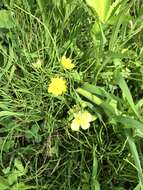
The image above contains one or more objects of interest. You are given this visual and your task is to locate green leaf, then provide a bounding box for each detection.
[92,180,100,190]
[82,83,119,104]
[109,6,129,50]
[113,115,143,130]
[81,83,106,99]
[3,167,11,174]
[105,0,123,22]
[0,139,15,152]
[82,184,90,190]
[25,124,41,143]
[8,172,18,186]
[76,88,103,105]
[82,172,90,184]
[14,159,25,173]
[0,176,9,190]
[125,131,143,187]
[134,183,141,190]
[114,70,141,121]
[134,128,143,138]
[0,10,14,29]
[92,145,100,190]
[136,99,143,111]
[11,182,28,190]
[0,111,23,117]
[86,0,111,22]
[92,145,98,177]
[77,86,119,118]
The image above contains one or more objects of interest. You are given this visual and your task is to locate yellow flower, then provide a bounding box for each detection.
[71,111,93,131]
[32,59,42,69]
[48,77,67,96]
[60,55,75,70]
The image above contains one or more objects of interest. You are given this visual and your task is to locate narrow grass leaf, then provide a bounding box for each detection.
[134,183,141,190]
[125,130,143,188]
[0,47,14,80]
[109,6,128,50]
[136,99,143,111]
[0,111,23,117]
[92,145,100,190]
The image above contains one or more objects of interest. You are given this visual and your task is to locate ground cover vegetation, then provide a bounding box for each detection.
[0,0,143,189]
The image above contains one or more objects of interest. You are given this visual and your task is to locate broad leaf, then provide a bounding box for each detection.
[113,115,143,130]
[86,0,111,22]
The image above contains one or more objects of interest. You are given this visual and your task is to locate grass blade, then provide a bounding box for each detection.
[125,130,143,190]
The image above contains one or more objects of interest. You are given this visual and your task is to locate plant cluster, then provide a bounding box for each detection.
[0,0,143,189]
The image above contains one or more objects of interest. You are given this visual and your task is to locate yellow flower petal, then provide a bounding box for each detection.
[80,111,92,130]
[71,119,80,131]
[48,77,67,96]
[71,110,93,131]
[81,121,90,130]
[81,111,93,123]
[32,59,42,69]
[61,55,75,70]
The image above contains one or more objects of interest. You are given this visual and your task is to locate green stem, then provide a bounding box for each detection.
[92,145,100,190]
